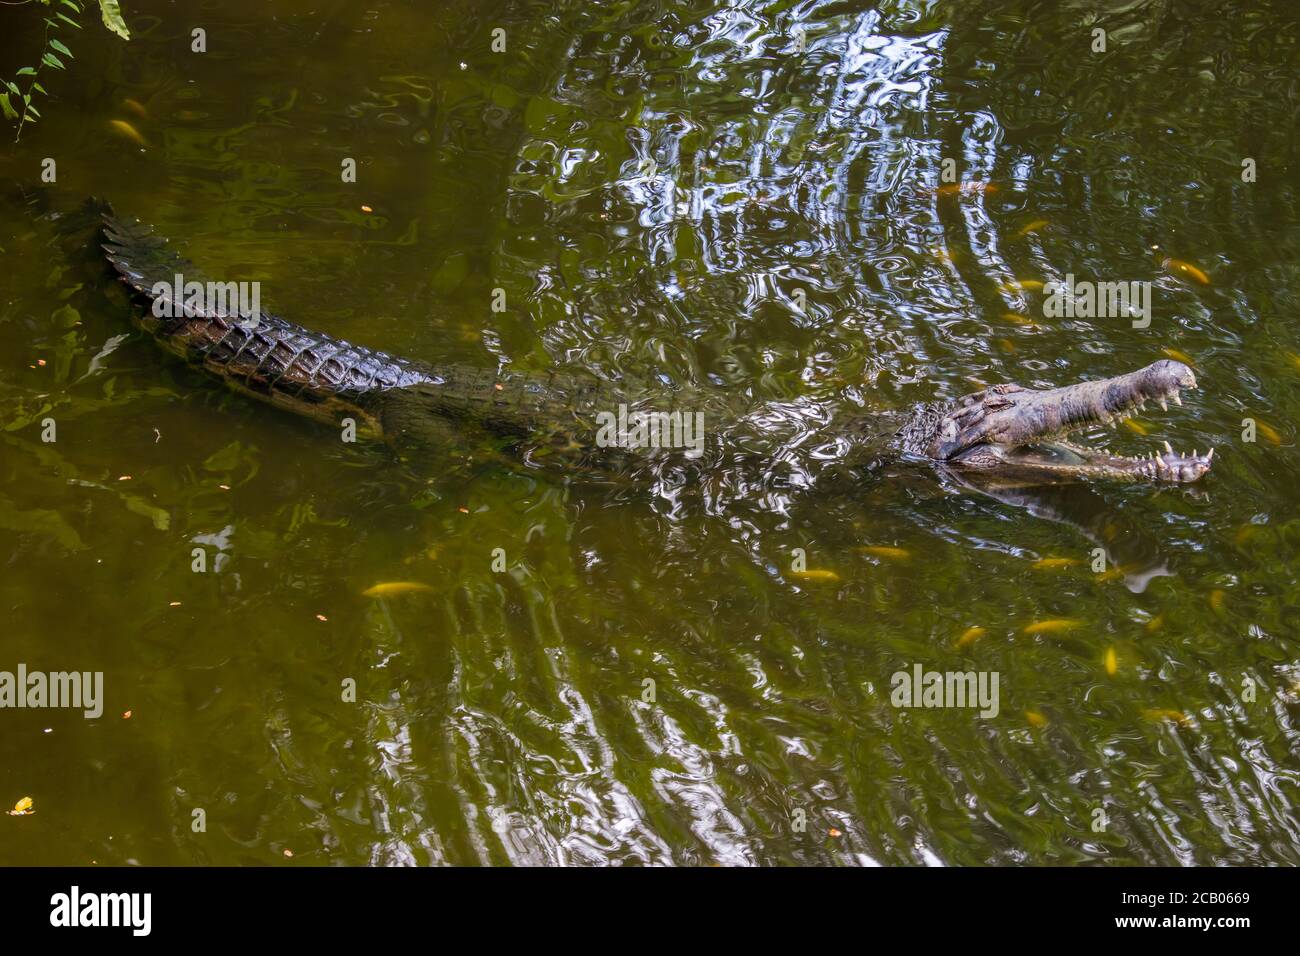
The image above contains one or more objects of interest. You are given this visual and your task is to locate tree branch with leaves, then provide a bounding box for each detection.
[2,0,130,141]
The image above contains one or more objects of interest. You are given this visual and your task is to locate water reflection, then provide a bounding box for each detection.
[0,0,1296,866]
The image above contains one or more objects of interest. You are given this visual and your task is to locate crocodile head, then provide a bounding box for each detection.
[898,360,1212,482]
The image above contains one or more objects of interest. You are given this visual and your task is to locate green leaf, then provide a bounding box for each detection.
[60,0,83,11]
[0,93,17,121]
[41,53,66,70]
[56,12,81,28]
[3,81,19,96]
[32,82,47,95]
[16,67,37,76]
[97,0,129,40]
[25,105,41,118]
[49,39,74,58]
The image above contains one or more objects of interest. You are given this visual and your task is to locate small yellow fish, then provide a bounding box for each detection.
[123,97,148,119]
[1025,710,1048,728]
[955,626,986,649]
[1161,257,1211,285]
[1104,646,1118,676]
[1095,566,1127,583]
[934,181,998,197]
[790,569,841,583]
[1161,347,1196,367]
[1016,219,1049,238]
[1145,614,1164,633]
[108,118,147,147]
[1209,589,1225,611]
[997,338,1017,354]
[860,546,911,562]
[1022,618,1083,635]
[1254,419,1283,445]
[1233,525,1259,546]
[1122,418,1150,436]
[997,279,1046,294]
[1142,708,1191,726]
[362,581,433,597]
[1287,351,1300,373]
[999,312,1035,327]
[7,796,33,816]
[1032,557,1079,569]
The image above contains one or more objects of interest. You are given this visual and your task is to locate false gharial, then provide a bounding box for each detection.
[98,208,1213,486]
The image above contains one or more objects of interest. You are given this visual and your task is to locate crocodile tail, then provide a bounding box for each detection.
[101,208,217,324]
[101,208,437,432]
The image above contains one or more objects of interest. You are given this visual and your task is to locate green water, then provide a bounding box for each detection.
[0,0,1297,865]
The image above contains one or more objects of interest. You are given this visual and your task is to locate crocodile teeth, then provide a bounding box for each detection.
[1207,447,1214,459]
[1163,440,1173,453]
[1159,399,1168,411]
[1173,392,1182,406]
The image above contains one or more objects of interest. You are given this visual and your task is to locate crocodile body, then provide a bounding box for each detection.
[100,209,1213,484]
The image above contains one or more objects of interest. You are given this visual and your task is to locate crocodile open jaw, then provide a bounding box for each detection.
[931,360,1213,483]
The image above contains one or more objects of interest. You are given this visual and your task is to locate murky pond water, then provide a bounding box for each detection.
[0,0,1297,865]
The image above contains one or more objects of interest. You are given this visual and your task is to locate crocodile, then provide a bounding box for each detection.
[99,208,1212,484]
